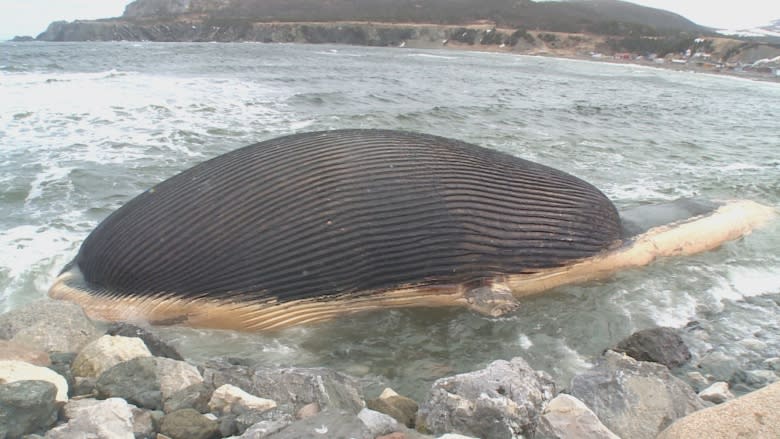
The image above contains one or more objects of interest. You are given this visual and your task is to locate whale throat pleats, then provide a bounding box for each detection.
[67,129,622,304]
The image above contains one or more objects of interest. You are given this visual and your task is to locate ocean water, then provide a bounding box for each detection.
[1,42,779,399]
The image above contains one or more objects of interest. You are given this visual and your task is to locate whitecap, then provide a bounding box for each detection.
[24,165,73,205]
[406,53,457,60]
[725,266,780,298]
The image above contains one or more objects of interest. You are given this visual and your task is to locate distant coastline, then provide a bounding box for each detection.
[13,19,778,83]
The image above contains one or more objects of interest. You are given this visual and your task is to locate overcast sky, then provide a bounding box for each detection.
[0,0,778,40]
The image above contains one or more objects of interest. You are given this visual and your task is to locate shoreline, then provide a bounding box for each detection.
[26,18,780,83]
[7,38,779,85]
[402,38,780,84]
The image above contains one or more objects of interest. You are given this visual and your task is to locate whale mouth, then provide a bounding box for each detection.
[619,197,721,238]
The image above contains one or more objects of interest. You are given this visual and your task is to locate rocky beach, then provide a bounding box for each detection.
[1,299,778,438]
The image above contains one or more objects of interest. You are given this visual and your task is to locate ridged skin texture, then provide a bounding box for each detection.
[73,130,621,302]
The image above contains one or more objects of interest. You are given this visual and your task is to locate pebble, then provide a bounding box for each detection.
[698,381,734,404]
[685,371,710,392]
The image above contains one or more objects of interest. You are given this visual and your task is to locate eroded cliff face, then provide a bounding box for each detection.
[36,20,452,46]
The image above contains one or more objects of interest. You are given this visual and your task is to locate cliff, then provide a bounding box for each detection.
[37,20,452,46]
[38,0,709,43]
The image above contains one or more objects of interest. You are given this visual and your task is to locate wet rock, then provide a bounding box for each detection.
[366,387,418,428]
[46,397,135,439]
[570,350,706,439]
[737,337,767,351]
[697,351,740,382]
[0,380,59,438]
[0,340,51,365]
[164,382,214,413]
[71,335,152,378]
[264,408,371,439]
[536,393,620,439]
[416,357,555,438]
[97,356,203,410]
[202,360,364,414]
[657,380,780,439]
[0,300,102,353]
[698,381,734,404]
[107,323,183,360]
[612,327,691,368]
[685,371,710,392]
[358,407,401,436]
[0,360,68,402]
[160,408,220,439]
[731,369,777,388]
[209,383,277,415]
[763,357,780,371]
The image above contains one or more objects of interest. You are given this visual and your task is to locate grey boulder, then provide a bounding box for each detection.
[536,393,619,439]
[160,408,220,439]
[163,382,214,413]
[357,407,402,437]
[570,350,706,439]
[96,356,203,410]
[201,360,364,414]
[0,300,101,353]
[0,380,59,438]
[237,409,294,437]
[45,397,135,439]
[416,357,555,439]
[612,327,691,368]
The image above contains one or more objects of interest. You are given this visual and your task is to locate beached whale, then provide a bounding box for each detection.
[49,130,775,330]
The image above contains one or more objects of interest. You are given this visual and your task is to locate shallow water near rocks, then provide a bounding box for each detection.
[1,42,779,400]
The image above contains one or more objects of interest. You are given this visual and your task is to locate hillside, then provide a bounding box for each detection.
[35,0,714,47]
[118,0,706,35]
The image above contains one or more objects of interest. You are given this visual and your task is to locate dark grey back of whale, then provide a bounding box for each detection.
[73,129,621,303]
